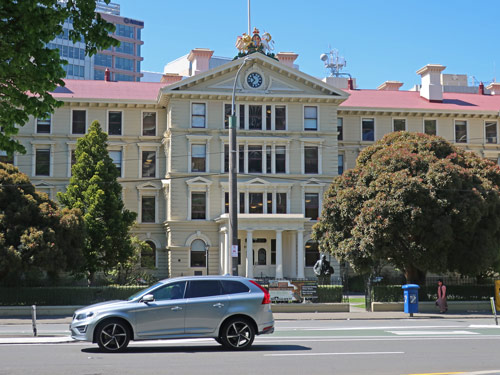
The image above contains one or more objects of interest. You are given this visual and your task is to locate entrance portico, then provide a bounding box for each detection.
[216,214,310,279]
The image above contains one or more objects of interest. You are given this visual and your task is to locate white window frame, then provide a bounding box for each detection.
[484,120,498,144]
[303,105,319,131]
[142,110,158,137]
[36,114,52,134]
[70,108,87,135]
[361,117,375,142]
[423,118,438,136]
[191,101,207,129]
[301,179,326,221]
[137,184,160,224]
[454,119,468,144]
[138,143,159,178]
[392,118,406,132]
[187,135,212,173]
[108,147,124,178]
[300,138,324,175]
[273,104,288,131]
[338,154,344,175]
[106,109,123,136]
[186,177,212,221]
[31,141,55,177]
[66,141,77,177]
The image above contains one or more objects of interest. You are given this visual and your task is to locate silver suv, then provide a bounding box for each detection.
[70,276,274,352]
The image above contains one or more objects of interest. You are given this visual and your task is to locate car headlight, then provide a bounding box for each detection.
[75,312,94,321]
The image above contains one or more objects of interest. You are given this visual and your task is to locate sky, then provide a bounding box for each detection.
[117,0,500,90]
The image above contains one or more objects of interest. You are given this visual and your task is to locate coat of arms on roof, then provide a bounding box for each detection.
[234,28,277,60]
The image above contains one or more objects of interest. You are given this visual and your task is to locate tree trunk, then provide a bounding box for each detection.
[404,265,426,285]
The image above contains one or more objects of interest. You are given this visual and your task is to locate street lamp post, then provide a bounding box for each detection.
[228,57,251,276]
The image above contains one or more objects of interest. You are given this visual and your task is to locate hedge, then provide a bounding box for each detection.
[0,286,145,306]
[372,285,495,302]
[316,285,343,303]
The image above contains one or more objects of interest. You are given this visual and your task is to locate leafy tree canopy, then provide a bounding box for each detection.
[58,121,137,281]
[313,132,500,284]
[0,0,119,154]
[0,162,84,285]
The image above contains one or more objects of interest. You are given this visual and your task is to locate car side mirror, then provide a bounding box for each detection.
[141,294,154,303]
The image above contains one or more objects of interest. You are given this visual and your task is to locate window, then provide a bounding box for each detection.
[304,106,318,130]
[304,146,318,174]
[94,69,105,80]
[151,281,186,301]
[249,193,264,214]
[221,280,250,294]
[276,192,287,214]
[224,104,231,129]
[0,151,13,164]
[109,150,122,176]
[116,24,134,38]
[36,116,51,134]
[186,280,222,297]
[141,196,155,223]
[115,73,134,82]
[70,150,76,173]
[72,110,86,134]
[393,119,406,132]
[305,240,320,267]
[424,119,437,136]
[248,145,262,173]
[455,120,467,143]
[249,105,262,130]
[108,111,122,135]
[35,149,50,176]
[191,103,206,128]
[267,193,273,213]
[337,117,343,141]
[305,193,319,220]
[190,239,207,268]
[239,104,245,129]
[239,192,245,213]
[275,146,286,173]
[115,57,134,72]
[362,118,375,141]
[275,106,286,130]
[271,239,276,265]
[115,41,134,55]
[224,144,229,173]
[239,145,244,172]
[141,241,156,268]
[142,151,156,177]
[142,112,156,136]
[485,121,497,144]
[338,154,344,175]
[94,53,112,67]
[266,146,272,173]
[191,144,206,172]
[191,192,206,220]
[224,192,229,213]
[266,105,272,130]
[257,248,266,265]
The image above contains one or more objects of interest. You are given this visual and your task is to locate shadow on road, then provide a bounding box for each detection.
[81,344,310,354]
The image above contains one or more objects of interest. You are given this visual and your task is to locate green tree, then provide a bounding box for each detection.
[313,132,500,284]
[0,0,119,154]
[0,162,84,285]
[58,121,137,283]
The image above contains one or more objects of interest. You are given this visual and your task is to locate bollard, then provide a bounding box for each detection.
[31,305,37,337]
[491,297,498,326]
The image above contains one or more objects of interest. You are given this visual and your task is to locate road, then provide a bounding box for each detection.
[0,318,499,375]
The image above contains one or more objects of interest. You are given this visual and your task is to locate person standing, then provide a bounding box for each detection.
[436,278,448,313]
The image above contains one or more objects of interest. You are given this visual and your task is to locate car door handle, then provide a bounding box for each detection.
[171,306,183,311]
[213,303,224,308]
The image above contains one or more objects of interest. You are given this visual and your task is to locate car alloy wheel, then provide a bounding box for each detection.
[96,319,130,353]
[221,317,255,350]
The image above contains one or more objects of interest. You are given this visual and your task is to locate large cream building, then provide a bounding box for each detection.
[9,48,500,280]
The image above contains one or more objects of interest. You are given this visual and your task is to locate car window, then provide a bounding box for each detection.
[127,282,164,301]
[221,280,250,294]
[150,281,186,301]
[185,280,222,298]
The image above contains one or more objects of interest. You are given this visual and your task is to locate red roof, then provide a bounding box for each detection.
[340,89,500,113]
[52,79,166,101]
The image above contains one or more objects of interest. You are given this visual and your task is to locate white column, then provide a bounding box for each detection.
[290,232,297,278]
[275,230,283,279]
[271,142,276,174]
[224,229,230,274]
[244,141,248,174]
[297,230,305,279]
[246,230,253,278]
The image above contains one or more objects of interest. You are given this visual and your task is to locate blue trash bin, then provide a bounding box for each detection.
[402,284,420,316]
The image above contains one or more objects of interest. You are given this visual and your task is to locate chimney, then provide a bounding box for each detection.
[478,82,485,95]
[187,48,214,76]
[347,78,354,90]
[104,68,110,82]
[276,52,298,68]
[487,82,500,95]
[377,81,403,91]
[416,64,446,102]
[161,73,183,85]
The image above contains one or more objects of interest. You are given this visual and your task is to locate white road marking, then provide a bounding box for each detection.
[264,351,404,357]
[387,330,479,335]
[281,325,466,331]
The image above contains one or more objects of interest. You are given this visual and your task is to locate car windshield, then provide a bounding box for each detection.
[127,282,164,301]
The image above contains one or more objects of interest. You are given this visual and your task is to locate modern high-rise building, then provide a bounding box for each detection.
[49,0,144,82]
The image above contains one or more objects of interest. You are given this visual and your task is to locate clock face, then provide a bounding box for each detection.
[247,72,263,88]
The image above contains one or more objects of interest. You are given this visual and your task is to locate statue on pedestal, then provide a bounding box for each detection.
[313,254,334,285]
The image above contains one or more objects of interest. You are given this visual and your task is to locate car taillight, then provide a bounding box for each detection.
[250,280,271,304]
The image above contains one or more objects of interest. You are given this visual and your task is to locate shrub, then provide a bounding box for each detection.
[317,285,343,302]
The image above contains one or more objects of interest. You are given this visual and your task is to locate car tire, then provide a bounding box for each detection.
[220,317,255,350]
[95,319,131,353]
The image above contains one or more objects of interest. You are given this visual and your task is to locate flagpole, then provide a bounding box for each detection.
[248,0,251,35]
